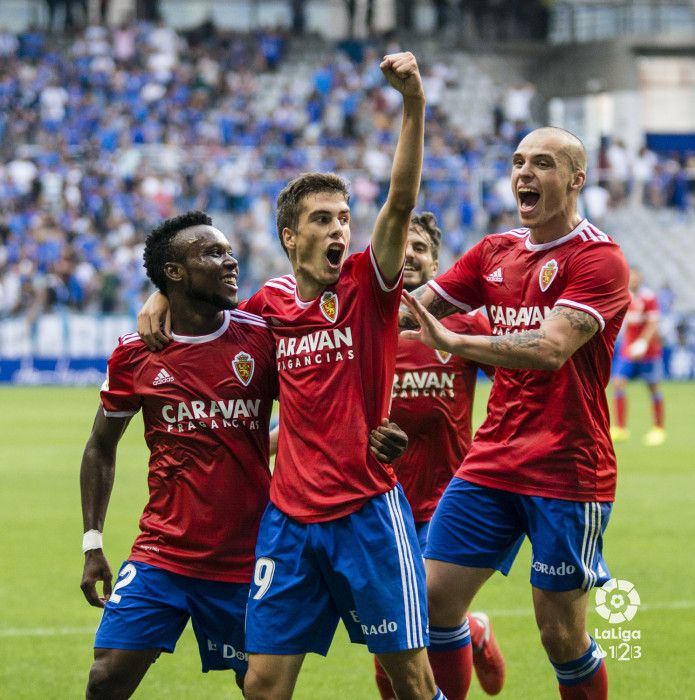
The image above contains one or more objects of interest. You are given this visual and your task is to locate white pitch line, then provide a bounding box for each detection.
[0,626,95,638]
[2,601,694,638]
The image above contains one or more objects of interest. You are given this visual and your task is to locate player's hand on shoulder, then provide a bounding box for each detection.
[370,418,409,464]
[137,291,172,351]
[380,51,424,100]
[80,550,113,608]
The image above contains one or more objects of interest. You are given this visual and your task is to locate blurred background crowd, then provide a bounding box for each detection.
[1,2,695,377]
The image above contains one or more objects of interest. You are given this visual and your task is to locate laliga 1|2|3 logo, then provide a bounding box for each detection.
[592,578,642,662]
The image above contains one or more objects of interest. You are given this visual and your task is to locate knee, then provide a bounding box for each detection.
[86,659,121,699]
[388,666,436,700]
[537,620,585,663]
[427,579,466,627]
[243,667,279,700]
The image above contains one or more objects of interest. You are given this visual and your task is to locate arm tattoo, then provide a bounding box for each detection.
[400,284,461,329]
[427,294,458,319]
[489,329,546,354]
[411,284,459,319]
[549,306,598,337]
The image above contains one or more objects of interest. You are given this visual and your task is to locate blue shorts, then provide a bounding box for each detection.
[425,478,612,593]
[94,561,249,674]
[246,485,428,655]
[613,355,663,383]
[414,520,430,553]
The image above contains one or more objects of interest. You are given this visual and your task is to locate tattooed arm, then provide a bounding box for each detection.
[398,284,460,330]
[401,293,599,370]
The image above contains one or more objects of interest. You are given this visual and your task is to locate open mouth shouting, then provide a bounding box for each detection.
[518,188,540,216]
[325,243,345,269]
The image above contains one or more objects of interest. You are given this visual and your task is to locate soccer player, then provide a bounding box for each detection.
[374,211,504,699]
[239,51,443,700]
[611,266,666,445]
[399,127,630,700]
[138,53,443,700]
[82,212,408,699]
[80,211,278,698]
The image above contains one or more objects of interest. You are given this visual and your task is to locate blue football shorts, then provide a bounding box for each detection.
[613,355,663,383]
[94,560,249,673]
[414,520,431,553]
[425,478,612,592]
[246,484,428,655]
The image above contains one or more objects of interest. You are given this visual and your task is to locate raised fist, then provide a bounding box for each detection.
[380,51,424,100]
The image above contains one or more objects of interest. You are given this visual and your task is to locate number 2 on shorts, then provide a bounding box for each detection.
[253,557,275,600]
[110,563,137,604]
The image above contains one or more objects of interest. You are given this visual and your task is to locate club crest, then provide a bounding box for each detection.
[232,351,254,386]
[435,349,452,364]
[320,291,338,323]
[539,259,558,292]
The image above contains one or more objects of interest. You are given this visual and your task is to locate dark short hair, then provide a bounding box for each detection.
[143,210,212,293]
[410,211,442,261]
[276,172,350,255]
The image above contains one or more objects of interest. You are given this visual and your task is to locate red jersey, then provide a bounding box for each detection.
[429,220,629,502]
[244,246,402,523]
[619,287,662,360]
[391,310,491,522]
[100,309,277,583]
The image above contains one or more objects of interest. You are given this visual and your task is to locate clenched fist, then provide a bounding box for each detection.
[380,51,425,100]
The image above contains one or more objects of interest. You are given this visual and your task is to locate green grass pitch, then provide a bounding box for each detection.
[1,382,694,699]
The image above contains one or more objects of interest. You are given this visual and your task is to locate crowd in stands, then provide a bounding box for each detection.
[0,20,693,371]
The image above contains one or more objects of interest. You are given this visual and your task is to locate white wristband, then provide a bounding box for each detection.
[82,530,103,553]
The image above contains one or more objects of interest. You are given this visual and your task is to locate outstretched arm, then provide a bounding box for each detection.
[401,291,599,370]
[80,407,131,608]
[371,52,425,282]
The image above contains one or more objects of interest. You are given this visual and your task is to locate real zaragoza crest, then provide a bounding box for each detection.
[435,349,452,364]
[539,259,558,292]
[232,351,254,386]
[319,291,338,323]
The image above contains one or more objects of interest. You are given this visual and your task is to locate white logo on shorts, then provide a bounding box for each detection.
[595,579,641,623]
[531,560,576,576]
[361,619,398,636]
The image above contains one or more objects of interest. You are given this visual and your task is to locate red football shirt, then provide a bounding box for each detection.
[392,310,491,522]
[619,287,662,360]
[100,309,277,582]
[244,246,402,523]
[428,220,630,502]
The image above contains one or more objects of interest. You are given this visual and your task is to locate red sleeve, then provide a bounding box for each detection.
[354,246,404,322]
[100,340,142,417]
[555,245,630,331]
[238,290,264,316]
[427,240,485,312]
[643,293,660,318]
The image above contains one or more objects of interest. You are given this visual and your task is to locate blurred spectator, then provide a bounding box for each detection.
[0,21,693,326]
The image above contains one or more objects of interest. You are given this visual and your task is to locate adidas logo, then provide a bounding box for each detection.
[153,368,175,386]
[485,267,503,283]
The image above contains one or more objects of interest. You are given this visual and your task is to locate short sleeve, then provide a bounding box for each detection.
[428,241,485,312]
[353,246,404,322]
[555,245,630,331]
[643,293,660,318]
[100,340,142,417]
[239,290,265,317]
